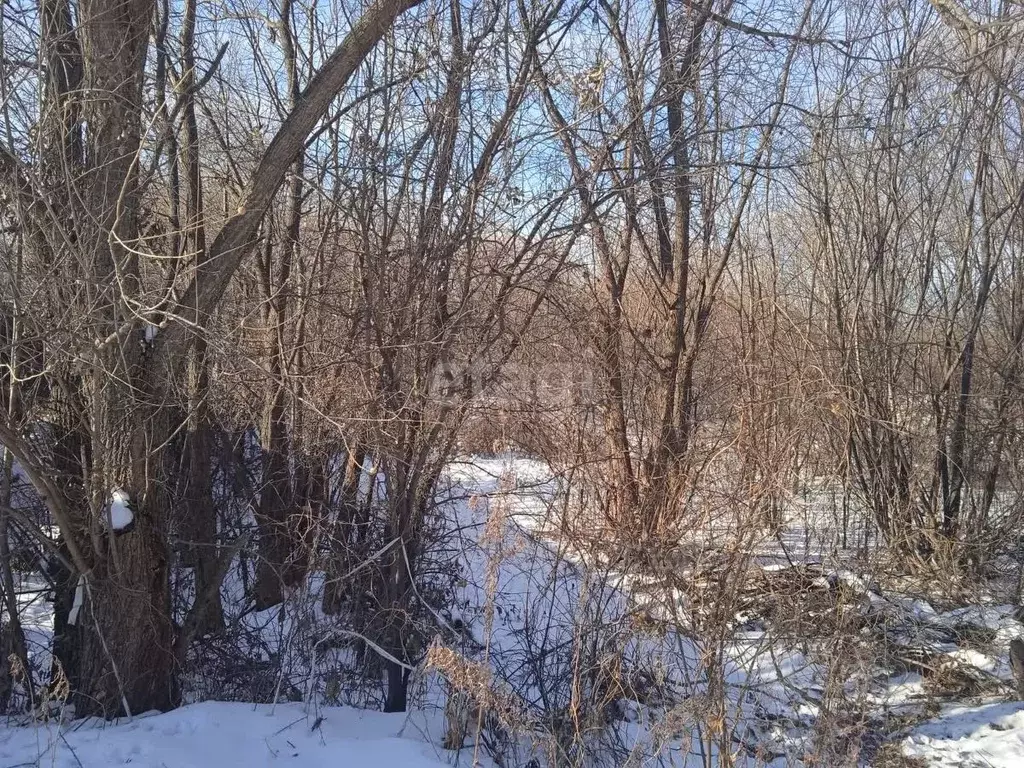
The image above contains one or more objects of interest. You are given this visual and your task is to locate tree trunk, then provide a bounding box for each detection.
[70,0,176,717]
[323,447,364,615]
[181,406,223,636]
[381,462,425,713]
[175,0,222,635]
[75,511,175,716]
[255,367,292,610]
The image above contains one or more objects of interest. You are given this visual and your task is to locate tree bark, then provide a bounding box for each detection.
[176,0,223,636]
[322,446,365,615]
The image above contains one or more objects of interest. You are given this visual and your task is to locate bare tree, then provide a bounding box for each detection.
[0,0,424,716]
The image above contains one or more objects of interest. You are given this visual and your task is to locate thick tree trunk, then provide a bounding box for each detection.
[1,312,34,709]
[49,536,82,697]
[69,0,176,717]
[0,463,31,711]
[75,513,175,716]
[71,336,178,718]
[384,660,411,713]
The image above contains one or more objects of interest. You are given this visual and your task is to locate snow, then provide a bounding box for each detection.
[68,574,85,625]
[0,701,460,768]
[106,489,134,531]
[407,457,1024,766]
[8,454,1024,767]
[903,702,1024,768]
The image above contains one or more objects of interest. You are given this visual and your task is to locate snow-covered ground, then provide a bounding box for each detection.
[440,458,1024,767]
[0,701,457,767]
[4,454,1024,766]
[904,702,1024,767]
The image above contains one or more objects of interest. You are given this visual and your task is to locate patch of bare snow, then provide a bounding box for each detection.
[106,488,134,531]
[903,702,1024,767]
[0,701,463,768]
